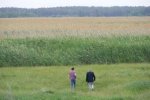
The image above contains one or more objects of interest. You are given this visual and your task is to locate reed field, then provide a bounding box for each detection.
[0,36,150,66]
[0,64,150,100]
[0,17,150,66]
[0,17,150,39]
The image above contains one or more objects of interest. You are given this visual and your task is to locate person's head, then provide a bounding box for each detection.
[88,69,92,72]
[71,67,74,70]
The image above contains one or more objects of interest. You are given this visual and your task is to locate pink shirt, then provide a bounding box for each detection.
[69,70,76,80]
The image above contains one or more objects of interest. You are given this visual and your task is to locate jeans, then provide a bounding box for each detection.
[70,79,76,90]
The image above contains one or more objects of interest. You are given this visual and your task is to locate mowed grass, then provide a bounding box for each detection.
[0,64,150,100]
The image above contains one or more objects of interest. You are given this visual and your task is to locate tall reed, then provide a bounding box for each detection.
[0,36,149,67]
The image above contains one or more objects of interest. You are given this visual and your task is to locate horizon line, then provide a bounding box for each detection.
[0,6,150,9]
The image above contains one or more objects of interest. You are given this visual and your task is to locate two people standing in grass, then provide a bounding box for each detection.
[69,67,96,91]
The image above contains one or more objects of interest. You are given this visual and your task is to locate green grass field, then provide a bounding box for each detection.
[0,17,150,100]
[0,64,150,100]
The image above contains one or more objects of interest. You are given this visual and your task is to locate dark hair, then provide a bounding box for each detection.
[71,67,74,70]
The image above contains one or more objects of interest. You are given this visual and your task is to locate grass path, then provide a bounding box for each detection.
[0,63,150,100]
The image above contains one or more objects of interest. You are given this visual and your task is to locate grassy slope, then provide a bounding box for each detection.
[0,64,150,100]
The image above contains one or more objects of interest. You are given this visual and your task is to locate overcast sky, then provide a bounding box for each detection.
[0,0,150,8]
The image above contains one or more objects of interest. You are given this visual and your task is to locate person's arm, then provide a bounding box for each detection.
[74,72,76,78]
[93,72,96,81]
[86,73,88,82]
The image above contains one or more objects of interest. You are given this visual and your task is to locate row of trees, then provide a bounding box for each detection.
[0,6,150,18]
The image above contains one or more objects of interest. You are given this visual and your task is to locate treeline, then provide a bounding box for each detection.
[0,6,150,18]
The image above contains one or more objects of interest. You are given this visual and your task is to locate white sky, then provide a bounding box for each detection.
[0,0,150,8]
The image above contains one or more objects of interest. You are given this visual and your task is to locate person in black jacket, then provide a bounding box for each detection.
[86,70,96,90]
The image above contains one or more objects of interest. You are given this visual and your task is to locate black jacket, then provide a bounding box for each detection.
[86,71,96,82]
